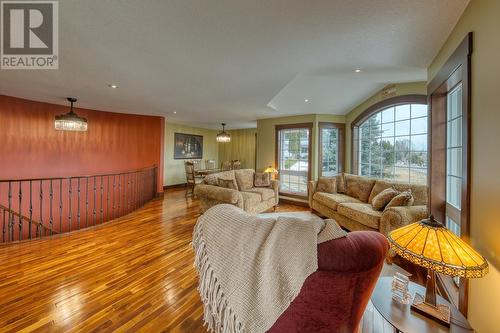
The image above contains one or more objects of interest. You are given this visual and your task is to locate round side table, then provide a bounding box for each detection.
[371,277,473,333]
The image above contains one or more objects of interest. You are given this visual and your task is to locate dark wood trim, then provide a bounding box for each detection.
[428,32,472,316]
[318,122,345,177]
[275,122,314,196]
[163,183,187,190]
[275,122,314,130]
[279,197,309,207]
[436,273,459,309]
[350,94,428,174]
[254,132,258,171]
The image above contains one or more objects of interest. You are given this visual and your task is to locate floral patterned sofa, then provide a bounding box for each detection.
[308,173,428,236]
[194,169,279,214]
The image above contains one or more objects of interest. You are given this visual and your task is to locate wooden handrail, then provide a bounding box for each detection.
[0,204,59,235]
[0,165,157,183]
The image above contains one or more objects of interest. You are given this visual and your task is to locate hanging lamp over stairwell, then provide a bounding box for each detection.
[55,98,88,131]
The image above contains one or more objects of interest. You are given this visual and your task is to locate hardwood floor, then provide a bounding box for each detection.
[0,188,307,332]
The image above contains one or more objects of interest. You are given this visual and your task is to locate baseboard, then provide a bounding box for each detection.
[163,183,187,190]
[279,197,309,207]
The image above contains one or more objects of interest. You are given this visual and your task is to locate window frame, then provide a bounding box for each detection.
[275,123,313,198]
[318,122,345,178]
[351,95,428,179]
[428,32,472,316]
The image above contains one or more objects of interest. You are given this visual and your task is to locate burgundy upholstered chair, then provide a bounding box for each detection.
[268,231,388,333]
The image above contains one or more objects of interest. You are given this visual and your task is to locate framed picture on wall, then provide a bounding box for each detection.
[174,133,203,159]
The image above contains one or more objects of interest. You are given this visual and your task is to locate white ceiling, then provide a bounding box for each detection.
[0,0,468,129]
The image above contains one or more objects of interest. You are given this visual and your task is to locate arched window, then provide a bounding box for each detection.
[351,95,428,184]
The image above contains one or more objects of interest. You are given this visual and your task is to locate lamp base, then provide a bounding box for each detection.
[411,292,451,327]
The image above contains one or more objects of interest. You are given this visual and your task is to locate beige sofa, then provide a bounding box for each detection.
[308,174,428,236]
[194,169,279,214]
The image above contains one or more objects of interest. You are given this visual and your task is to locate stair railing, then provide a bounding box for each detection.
[0,166,157,244]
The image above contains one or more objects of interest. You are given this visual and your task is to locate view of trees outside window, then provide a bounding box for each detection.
[446,84,463,237]
[357,103,428,184]
[320,127,339,176]
[278,128,310,194]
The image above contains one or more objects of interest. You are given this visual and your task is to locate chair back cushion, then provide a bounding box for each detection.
[234,169,255,191]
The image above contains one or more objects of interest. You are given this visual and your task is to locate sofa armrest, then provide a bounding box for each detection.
[307,181,318,207]
[194,184,241,204]
[317,231,388,273]
[380,205,428,236]
[270,179,279,205]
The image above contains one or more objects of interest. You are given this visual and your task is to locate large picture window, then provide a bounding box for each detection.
[275,123,312,196]
[352,95,428,184]
[319,122,344,177]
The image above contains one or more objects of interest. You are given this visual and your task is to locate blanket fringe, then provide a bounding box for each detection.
[192,223,245,333]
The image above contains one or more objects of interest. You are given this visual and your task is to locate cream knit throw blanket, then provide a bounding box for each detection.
[192,204,347,333]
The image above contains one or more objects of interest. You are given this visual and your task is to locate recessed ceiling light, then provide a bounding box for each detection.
[108,84,118,88]
[173,111,177,114]
[304,99,309,103]
[354,69,361,73]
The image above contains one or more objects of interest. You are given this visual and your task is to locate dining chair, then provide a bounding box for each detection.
[192,160,202,171]
[205,159,216,170]
[185,161,202,198]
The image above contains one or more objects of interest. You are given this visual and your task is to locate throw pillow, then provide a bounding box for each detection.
[385,190,414,209]
[316,177,337,193]
[371,187,399,211]
[254,172,271,187]
[217,178,238,190]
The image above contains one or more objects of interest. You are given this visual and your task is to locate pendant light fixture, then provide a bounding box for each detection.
[216,123,231,143]
[55,97,88,131]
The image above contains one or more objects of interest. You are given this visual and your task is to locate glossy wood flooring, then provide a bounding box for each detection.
[0,188,308,333]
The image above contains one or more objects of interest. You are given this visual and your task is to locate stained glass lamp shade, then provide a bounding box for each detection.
[388,216,488,325]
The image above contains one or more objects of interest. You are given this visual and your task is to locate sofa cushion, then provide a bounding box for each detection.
[344,174,376,202]
[313,192,362,211]
[243,187,275,201]
[368,179,428,205]
[386,190,414,209]
[336,173,346,193]
[217,178,238,190]
[234,169,255,191]
[204,170,235,187]
[240,191,263,211]
[316,177,337,194]
[371,187,399,211]
[337,203,382,229]
[254,172,271,187]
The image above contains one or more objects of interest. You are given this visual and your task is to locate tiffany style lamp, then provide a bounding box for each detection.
[388,216,488,326]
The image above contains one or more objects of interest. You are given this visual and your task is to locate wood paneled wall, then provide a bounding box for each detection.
[0,95,164,193]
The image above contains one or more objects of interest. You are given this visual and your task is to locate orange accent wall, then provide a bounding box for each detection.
[0,95,164,193]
